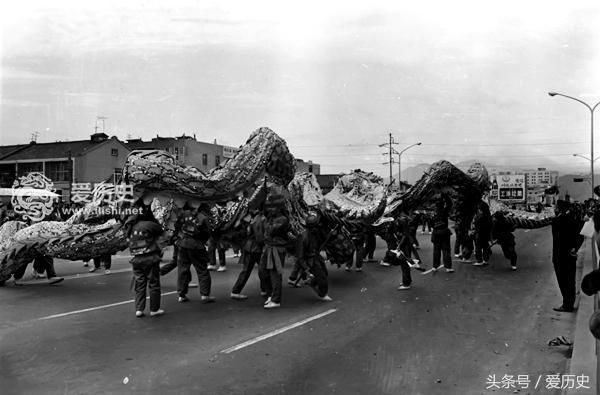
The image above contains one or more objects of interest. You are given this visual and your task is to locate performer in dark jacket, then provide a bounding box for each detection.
[491,212,518,270]
[551,200,584,312]
[176,204,215,304]
[128,212,165,317]
[231,209,266,299]
[472,201,493,266]
[259,194,291,309]
[296,212,333,301]
[429,194,454,273]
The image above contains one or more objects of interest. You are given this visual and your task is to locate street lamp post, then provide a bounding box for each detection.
[397,142,422,186]
[549,92,600,199]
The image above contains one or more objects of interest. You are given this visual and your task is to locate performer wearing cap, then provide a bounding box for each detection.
[296,211,333,301]
[259,193,291,309]
[126,207,166,317]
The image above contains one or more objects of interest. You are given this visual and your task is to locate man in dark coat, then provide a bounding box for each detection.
[176,203,215,304]
[551,200,584,312]
[128,214,165,317]
[472,201,493,266]
[259,194,291,309]
[428,193,454,273]
[296,212,332,301]
[231,209,266,299]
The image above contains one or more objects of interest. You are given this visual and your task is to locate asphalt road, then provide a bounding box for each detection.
[0,228,578,395]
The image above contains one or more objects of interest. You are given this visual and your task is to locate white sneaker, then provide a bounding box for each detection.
[445,268,455,273]
[473,261,486,266]
[319,295,333,302]
[379,261,391,267]
[264,297,272,305]
[200,295,216,303]
[511,266,517,271]
[230,293,248,300]
[397,285,411,290]
[135,311,144,318]
[150,309,165,317]
[104,269,111,275]
[264,301,281,309]
[454,254,460,258]
[345,266,351,272]
[207,265,218,271]
[355,267,363,272]
[178,296,189,303]
[217,266,227,272]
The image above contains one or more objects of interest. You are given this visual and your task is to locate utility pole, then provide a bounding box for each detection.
[379,133,398,185]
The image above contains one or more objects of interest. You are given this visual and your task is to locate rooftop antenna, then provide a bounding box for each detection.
[31,131,40,143]
[96,115,108,133]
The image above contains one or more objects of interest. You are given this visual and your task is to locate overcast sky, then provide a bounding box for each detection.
[1,0,599,178]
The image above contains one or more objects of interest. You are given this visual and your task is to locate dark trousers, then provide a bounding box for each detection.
[365,233,377,260]
[208,241,226,267]
[93,254,112,270]
[499,240,517,267]
[475,239,491,263]
[131,255,161,312]
[347,240,365,269]
[433,235,452,269]
[232,251,262,294]
[309,259,329,297]
[288,258,307,282]
[259,250,285,304]
[177,247,211,297]
[553,258,576,309]
[14,255,57,279]
[160,245,178,275]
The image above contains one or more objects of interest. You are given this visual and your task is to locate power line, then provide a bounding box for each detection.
[291,141,586,148]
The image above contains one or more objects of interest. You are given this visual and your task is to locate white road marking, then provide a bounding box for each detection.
[38,291,178,320]
[220,308,338,354]
[62,267,132,280]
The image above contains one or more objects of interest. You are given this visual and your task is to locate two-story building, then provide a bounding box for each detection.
[0,132,130,202]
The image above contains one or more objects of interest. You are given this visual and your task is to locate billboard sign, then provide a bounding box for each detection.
[222,146,238,159]
[498,174,526,202]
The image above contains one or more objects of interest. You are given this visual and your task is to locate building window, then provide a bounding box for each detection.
[202,154,208,166]
[215,155,221,166]
[45,161,72,182]
[0,164,16,187]
[165,147,169,153]
[17,162,43,177]
[308,165,313,173]
[111,148,119,156]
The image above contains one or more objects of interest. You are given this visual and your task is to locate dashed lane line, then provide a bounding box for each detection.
[220,308,338,354]
[38,291,178,321]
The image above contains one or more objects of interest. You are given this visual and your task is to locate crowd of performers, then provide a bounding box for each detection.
[4,192,600,322]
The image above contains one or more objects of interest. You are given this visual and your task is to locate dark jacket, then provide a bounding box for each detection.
[263,214,290,247]
[551,211,583,264]
[243,213,266,253]
[177,209,211,250]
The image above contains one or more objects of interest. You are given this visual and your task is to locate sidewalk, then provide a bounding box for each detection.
[565,245,598,395]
